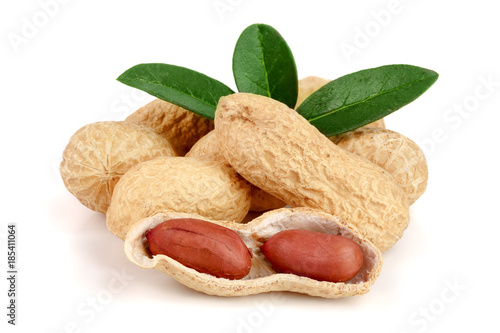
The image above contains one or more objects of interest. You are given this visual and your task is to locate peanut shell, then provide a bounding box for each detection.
[124,207,382,298]
[215,93,409,252]
[106,156,251,240]
[60,121,176,213]
[125,99,214,156]
[187,131,286,212]
[331,127,428,205]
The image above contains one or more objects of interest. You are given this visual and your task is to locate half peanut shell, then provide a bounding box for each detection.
[124,207,382,298]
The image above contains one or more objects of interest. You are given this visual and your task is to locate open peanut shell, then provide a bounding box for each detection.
[124,207,382,298]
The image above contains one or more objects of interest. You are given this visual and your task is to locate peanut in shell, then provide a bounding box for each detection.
[106,156,251,240]
[60,121,176,213]
[124,207,382,298]
[215,93,410,252]
[331,127,428,205]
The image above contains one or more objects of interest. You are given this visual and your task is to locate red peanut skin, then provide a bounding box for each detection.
[146,218,252,280]
[260,229,364,283]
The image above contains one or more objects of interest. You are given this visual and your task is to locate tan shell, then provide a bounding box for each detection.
[60,121,176,213]
[124,207,382,298]
[187,131,286,212]
[296,76,385,128]
[125,99,214,156]
[331,127,428,205]
[106,156,251,240]
[215,93,410,252]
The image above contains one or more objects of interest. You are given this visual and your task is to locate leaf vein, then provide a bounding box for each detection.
[307,75,436,122]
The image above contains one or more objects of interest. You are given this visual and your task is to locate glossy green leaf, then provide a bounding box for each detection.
[233,23,298,108]
[117,63,234,120]
[296,64,439,136]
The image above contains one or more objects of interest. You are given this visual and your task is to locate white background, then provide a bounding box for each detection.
[2,0,499,332]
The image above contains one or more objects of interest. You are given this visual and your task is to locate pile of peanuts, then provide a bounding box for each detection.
[60,77,427,298]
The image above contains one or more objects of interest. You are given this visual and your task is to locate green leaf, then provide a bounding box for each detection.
[117,63,234,120]
[296,64,439,136]
[233,23,298,109]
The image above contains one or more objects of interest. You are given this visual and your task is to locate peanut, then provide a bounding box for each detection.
[125,99,214,156]
[260,229,364,282]
[106,156,251,240]
[146,218,252,280]
[331,127,428,204]
[215,93,409,252]
[186,130,287,212]
[60,121,176,213]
